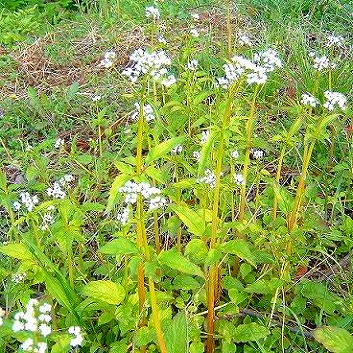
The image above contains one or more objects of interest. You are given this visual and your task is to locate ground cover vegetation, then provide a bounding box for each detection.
[0,0,352,352]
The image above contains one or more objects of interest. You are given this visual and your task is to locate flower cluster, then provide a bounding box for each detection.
[47,175,74,199]
[309,52,336,71]
[40,206,56,231]
[99,50,117,68]
[200,130,210,144]
[190,28,200,37]
[54,138,65,149]
[0,308,5,326]
[197,169,217,188]
[13,192,39,212]
[326,34,344,48]
[301,93,320,108]
[122,48,176,87]
[171,145,183,155]
[234,173,245,185]
[68,326,84,347]
[323,91,347,111]
[218,49,282,87]
[238,34,253,46]
[145,6,160,20]
[119,181,167,213]
[193,151,201,162]
[186,59,198,71]
[12,272,27,283]
[13,299,51,352]
[117,207,130,226]
[131,102,156,122]
[250,148,265,159]
[231,150,239,159]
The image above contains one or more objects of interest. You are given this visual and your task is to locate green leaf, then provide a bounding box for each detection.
[170,204,206,237]
[106,174,132,213]
[82,280,125,305]
[184,239,208,264]
[190,341,204,353]
[245,278,283,295]
[0,243,34,261]
[165,312,189,353]
[233,323,270,342]
[197,130,216,174]
[300,280,342,314]
[145,136,185,165]
[173,275,201,290]
[220,240,257,266]
[100,238,138,256]
[314,326,353,353]
[159,248,205,278]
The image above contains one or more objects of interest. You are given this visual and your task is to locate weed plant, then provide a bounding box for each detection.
[0,1,352,353]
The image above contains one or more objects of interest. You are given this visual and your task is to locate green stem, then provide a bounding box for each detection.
[239,87,260,223]
[287,142,315,236]
[272,146,286,220]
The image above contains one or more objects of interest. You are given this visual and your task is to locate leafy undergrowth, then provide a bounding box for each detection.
[0,1,352,353]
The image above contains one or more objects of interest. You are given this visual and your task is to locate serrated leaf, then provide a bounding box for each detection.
[314,326,353,353]
[170,204,206,237]
[185,239,208,264]
[82,280,125,305]
[0,243,34,261]
[245,278,283,295]
[145,136,185,165]
[165,312,189,353]
[100,238,138,256]
[106,174,132,213]
[159,248,204,278]
[220,240,256,266]
[233,323,270,342]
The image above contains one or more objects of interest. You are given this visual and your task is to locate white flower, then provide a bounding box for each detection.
[310,53,336,71]
[122,48,172,84]
[191,13,200,20]
[231,150,239,159]
[238,34,252,46]
[158,35,167,44]
[38,314,51,323]
[234,173,245,185]
[187,59,198,71]
[69,326,84,347]
[301,93,320,107]
[12,272,27,283]
[14,192,39,212]
[146,6,160,20]
[251,148,265,159]
[92,95,102,102]
[54,138,65,148]
[197,169,217,188]
[171,145,183,155]
[39,303,51,314]
[326,34,344,47]
[190,28,199,37]
[20,338,34,351]
[323,91,347,111]
[47,182,66,199]
[37,342,47,353]
[200,130,210,144]
[117,207,130,225]
[162,74,177,87]
[193,151,201,162]
[132,102,156,122]
[99,50,117,68]
[39,323,51,337]
[148,195,167,211]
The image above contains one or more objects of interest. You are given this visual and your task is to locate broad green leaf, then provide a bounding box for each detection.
[158,248,205,278]
[106,174,132,213]
[300,280,342,314]
[314,326,353,353]
[170,204,206,237]
[165,312,189,353]
[245,278,283,295]
[190,341,204,353]
[0,243,34,261]
[220,240,257,266]
[145,136,185,165]
[233,323,270,342]
[197,130,216,174]
[185,239,208,264]
[100,238,138,256]
[82,280,125,305]
[173,275,201,290]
